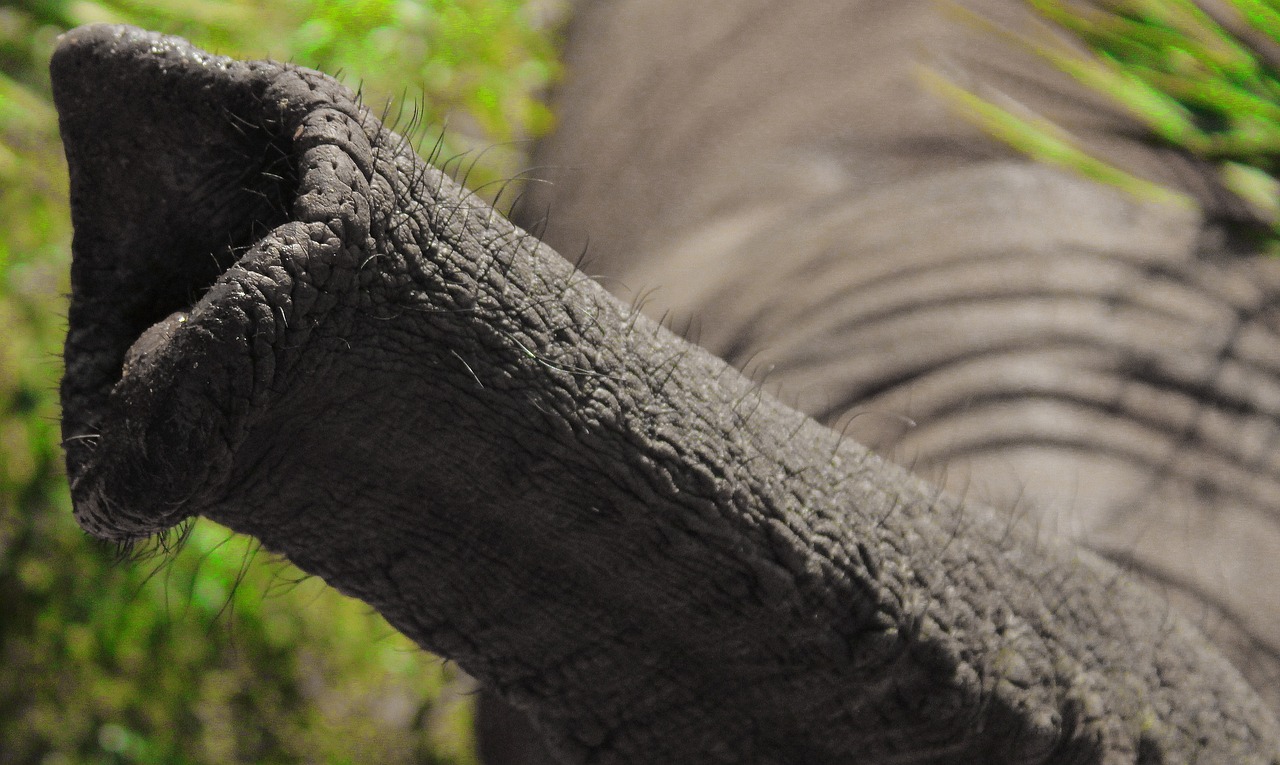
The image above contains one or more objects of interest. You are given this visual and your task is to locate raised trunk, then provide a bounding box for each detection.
[53,25,1280,764]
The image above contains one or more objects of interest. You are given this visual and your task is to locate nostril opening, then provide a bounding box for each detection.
[108,129,297,386]
[52,25,379,539]
[98,144,297,401]
[53,26,303,471]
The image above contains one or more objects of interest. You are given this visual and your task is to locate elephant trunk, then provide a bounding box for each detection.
[52,25,1280,764]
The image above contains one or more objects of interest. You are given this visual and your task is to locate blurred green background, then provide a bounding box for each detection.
[0,1,561,762]
[938,0,1280,243]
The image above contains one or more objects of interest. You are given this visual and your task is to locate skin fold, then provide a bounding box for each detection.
[52,22,1280,765]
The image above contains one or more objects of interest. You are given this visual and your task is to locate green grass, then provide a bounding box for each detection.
[0,2,561,763]
[931,0,1280,241]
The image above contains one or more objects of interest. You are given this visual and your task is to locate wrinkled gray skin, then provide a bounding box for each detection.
[502,1,1280,759]
[51,10,1280,765]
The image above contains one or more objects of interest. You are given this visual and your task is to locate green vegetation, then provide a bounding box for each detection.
[0,2,560,762]
[934,0,1280,242]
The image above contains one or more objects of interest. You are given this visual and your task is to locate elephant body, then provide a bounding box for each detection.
[50,3,1280,762]
[517,0,1280,718]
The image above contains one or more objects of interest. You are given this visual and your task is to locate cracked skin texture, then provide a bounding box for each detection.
[53,24,1280,764]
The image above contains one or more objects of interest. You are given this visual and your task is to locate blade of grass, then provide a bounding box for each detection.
[920,66,1198,209]
[1029,0,1259,77]
[943,1,1212,149]
[1229,0,1280,49]
[1221,159,1280,220]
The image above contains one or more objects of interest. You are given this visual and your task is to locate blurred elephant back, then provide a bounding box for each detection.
[500,0,1280,749]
